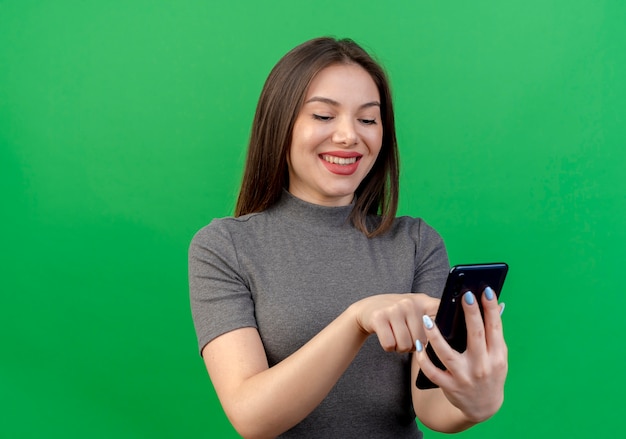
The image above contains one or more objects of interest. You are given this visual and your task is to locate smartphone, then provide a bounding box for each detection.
[415,262,508,389]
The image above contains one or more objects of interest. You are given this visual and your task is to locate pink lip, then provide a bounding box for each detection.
[319,151,363,176]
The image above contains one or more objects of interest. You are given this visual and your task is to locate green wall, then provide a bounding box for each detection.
[2,1,624,437]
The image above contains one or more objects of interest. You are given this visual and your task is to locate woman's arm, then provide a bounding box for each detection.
[203,293,440,439]
[411,288,508,432]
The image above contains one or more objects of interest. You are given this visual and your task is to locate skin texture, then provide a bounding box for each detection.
[201,64,508,439]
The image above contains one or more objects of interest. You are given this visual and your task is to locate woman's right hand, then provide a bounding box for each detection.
[350,293,441,353]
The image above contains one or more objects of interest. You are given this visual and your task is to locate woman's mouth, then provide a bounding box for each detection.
[319,153,362,175]
[321,154,360,165]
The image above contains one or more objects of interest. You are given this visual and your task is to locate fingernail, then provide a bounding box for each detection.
[500,302,506,316]
[415,339,423,352]
[485,286,495,301]
[423,315,434,329]
[464,291,475,305]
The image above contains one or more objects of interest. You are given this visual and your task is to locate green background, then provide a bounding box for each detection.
[1,1,624,437]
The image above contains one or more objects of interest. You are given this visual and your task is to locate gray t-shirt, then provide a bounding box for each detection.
[189,191,450,438]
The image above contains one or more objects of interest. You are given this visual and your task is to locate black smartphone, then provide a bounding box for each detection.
[415,262,508,389]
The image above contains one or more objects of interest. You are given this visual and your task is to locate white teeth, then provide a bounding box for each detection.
[322,155,358,165]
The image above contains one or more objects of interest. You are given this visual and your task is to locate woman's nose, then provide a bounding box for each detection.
[331,118,358,146]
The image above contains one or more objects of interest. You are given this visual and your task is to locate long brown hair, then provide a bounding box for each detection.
[235,37,399,237]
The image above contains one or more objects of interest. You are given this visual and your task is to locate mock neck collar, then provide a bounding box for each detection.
[270,190,355,232]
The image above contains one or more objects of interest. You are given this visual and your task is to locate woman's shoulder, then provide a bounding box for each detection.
[388,215,443,241]
[190,211,269,248]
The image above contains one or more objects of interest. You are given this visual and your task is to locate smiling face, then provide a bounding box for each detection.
[287,63,383,206]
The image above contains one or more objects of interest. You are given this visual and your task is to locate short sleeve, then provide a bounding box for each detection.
[411,220,450,298]
[188,219,258,355]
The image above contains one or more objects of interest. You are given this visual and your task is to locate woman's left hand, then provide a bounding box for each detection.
[414,287,508,423]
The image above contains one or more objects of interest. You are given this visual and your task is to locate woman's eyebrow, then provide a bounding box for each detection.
[305,96,381,109]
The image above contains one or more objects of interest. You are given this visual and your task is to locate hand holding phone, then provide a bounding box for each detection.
[415,263,508,389]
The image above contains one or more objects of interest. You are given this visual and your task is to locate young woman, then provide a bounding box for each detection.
[189,37,507,438]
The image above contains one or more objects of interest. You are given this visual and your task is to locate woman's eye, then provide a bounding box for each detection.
[313,114,333,121]
[360,118,377,125]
